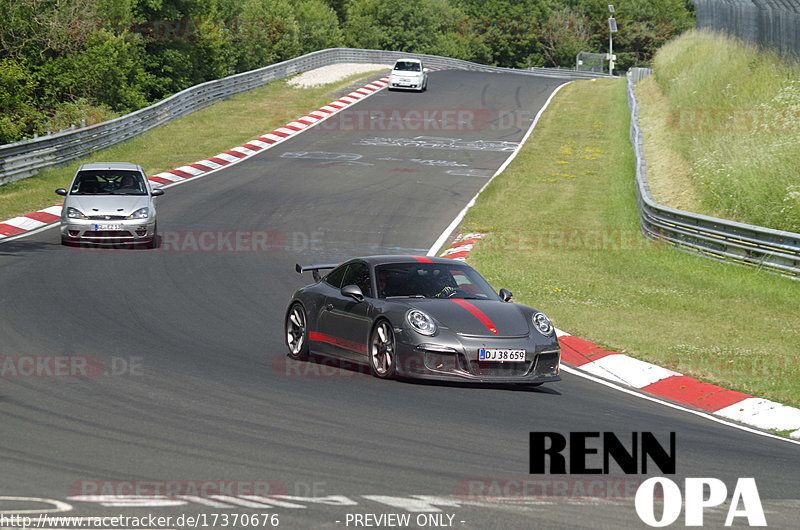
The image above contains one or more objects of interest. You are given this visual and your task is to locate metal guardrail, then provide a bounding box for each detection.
[0,48,610,186]
[626,68,800,278]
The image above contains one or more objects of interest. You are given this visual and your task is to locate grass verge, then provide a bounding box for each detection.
[638,29,800,233]
[0,69,388,222]
[462,77,800,407]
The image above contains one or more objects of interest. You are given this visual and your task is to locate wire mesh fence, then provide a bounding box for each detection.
[693,0,800,58]
[576,51,607,73]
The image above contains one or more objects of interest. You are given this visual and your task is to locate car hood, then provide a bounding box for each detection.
[66,195,150,216]
[404,298,530,337]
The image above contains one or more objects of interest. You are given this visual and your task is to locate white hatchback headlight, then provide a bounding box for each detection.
[130,207,149,219]
[66,207,86,219]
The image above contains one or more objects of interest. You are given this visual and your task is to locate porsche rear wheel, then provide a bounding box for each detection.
[369,320,396,379]
[286,303,309,360]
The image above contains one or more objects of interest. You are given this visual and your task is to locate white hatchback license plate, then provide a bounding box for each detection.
[479,348,526,362]
[95,224,122,230]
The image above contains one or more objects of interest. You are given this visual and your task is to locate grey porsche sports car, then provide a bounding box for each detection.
[284,255,561,384]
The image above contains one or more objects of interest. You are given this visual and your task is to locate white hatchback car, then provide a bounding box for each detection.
[55,162,163,248]
[388,58,429,91]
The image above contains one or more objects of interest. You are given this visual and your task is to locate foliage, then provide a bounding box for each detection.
[0,0,694,145]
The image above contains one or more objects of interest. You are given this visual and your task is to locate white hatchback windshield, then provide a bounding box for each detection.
[393,61,421,72]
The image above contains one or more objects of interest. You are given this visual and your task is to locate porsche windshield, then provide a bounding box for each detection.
[70,170,147,195]
[376,262,499,300]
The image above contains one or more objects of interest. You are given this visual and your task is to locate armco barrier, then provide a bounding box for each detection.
[627,68,800,278]
[0,48,609,186]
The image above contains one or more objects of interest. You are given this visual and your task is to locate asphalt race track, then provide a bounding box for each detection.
[1,70,799,529]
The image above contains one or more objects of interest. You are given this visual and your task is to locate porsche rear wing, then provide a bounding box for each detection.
[296,263,338,282]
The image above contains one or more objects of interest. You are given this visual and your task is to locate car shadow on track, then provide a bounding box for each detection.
[0,236,161,254]
[0,239,59,255]
[273,353,561,394]
[398,377,562,394]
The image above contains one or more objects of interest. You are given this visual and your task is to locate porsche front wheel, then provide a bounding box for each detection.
[369,320,396,378]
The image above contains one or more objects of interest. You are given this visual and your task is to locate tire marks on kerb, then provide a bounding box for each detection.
[355,136,519,152]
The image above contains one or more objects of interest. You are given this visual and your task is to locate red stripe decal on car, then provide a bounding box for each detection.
[411,255,433,263]
[451,299,498,335]
[309,331,367,355]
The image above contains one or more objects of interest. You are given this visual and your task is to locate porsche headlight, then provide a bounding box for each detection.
[130,207,149,219]
[532,312,554,336]
[67,207,86,219]
[407,309,437,336]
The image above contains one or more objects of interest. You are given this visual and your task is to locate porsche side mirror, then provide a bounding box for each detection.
[151,188,164,196]
[499,288,513,302]
[341,284,365,302]
[55,188,67,196]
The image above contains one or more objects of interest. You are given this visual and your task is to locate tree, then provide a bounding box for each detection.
[0,58,41,143]
[233,0,300,72]
[454,0,550,67]
[296,0,344,54]
[541,7,591,67]
[344,0,468,55]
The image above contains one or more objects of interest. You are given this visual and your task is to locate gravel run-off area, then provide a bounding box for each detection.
[287,63,391,88]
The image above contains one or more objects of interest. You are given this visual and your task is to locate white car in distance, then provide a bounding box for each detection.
[388,58,428,92]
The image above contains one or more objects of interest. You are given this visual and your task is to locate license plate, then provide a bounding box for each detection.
[95,224,122,230]
[479,348,526,362]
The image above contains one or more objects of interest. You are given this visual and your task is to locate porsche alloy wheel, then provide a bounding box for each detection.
[286,303,309,360]
[370,320,396,378]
